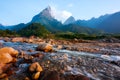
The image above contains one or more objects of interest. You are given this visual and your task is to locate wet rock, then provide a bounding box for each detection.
[39,71,60,80]
[62,54,69,61]
[64,74,90,80]
[32,72,40,80]
[11,57,17,63]
[23,54,33,61]
[0,47,18,57]
[0,73,7,79]
[0,53,13,64]
[0,63,6,74]
[29,62,43,72]
[31,53,44,59]
[3,37,10,42]
[0,77,8,80]
[57,45,63,50]
[17,63,29,74]
[24,77,30,80]
[36,43,53,52]
[0,63,11,75]
[27,49,33,52]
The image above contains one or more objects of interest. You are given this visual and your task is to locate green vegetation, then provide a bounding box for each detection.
[0,23,120,40]
[0,29,18,37]
[18,23,50,38]
[55,32,106,40]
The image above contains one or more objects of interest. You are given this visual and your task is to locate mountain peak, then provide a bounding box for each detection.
[64,16,75,25]
[46,5,52,11]
[40,6,54,19]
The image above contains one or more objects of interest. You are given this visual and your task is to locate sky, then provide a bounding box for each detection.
[0,0,120,25]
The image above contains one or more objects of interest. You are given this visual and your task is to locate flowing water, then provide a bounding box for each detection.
[1,40,120,80]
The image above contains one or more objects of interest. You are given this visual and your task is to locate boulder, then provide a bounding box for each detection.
[32,72,40,80]
[0,63,11,75]
[57,45,63,50]
[27,39,34,43]
[0,73,7,79]
[39,71,60,80]
[29,62,43,72]
[11,37,24,42]
[0,53,13,64]
[0,47,18,57]
[36,43,53,52]
[0,63,6,74]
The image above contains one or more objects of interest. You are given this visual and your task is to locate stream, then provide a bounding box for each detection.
[1,40,120,80]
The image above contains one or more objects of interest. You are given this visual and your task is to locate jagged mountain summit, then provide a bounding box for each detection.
[31,6,62,32]
[38,6,54,19]
[64,16,75,25]
[31,6,55,22]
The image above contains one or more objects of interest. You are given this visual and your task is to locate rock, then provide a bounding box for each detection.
[0,63,11,75]
[32,72,40,80]
[36,43,53,52]
[24,77,30,80]
[39,71,60,80]
[29,62,43,72]
[11,37,24,42]
[27,49,33,52]
[31,53,44,59]
[3,37,10,42]
[0,53,13,64]
[0,47,18,57]
[62,54,68,61]
[0,63,6,74]
[64,74,90,80]
[57,45,63,50]
[12,58,17,63]
[0,77,8,80]
[0,73,7,79]
[29,36,35,39]
[27,39,34,43]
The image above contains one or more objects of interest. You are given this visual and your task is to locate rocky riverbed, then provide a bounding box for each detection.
[0,37,120,80]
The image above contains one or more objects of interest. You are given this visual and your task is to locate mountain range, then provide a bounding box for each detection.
[0,6,120,34]
[0,24,5,30]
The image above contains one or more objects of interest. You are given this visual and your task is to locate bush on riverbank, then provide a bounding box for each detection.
[0,29,18,37]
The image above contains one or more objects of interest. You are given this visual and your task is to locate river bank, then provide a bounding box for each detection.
[0,37,120,80]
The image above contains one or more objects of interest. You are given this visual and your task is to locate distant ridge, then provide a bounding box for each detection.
[97,11,120,33]
[64,16,75,25]
[0,23,5,30]
[1,6,120,34]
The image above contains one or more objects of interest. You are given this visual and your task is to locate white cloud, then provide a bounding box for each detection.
[68,3,73,7]
[51,6,72,22]
[61,11,72,19]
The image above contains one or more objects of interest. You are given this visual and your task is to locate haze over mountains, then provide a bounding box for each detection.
[0,6,120,34]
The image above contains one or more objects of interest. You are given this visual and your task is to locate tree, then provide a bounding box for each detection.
[18,23,50,38]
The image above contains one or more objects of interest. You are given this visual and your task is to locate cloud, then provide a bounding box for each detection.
[51,6,72,22]
[68,3,73,7]
[61,11,72,19]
